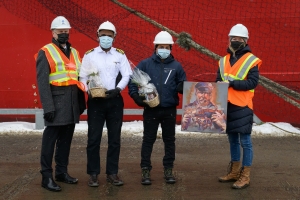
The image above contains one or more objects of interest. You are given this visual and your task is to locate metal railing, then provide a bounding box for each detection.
[0,109,262,130]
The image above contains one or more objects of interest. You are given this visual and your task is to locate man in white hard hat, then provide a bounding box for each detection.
[35,16,86,192]
[216,24,262,189]
[79,21,132,187]
[128,31,187,185]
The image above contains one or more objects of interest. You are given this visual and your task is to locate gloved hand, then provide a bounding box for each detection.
[177,82,184,94]
[105,87,121,99]
[78,89,86,115]
[132,93,149,107]
[44,111,55,122]
[228,80,234,87]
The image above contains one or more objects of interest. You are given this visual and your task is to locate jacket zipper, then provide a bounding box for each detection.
[160,62,163,100]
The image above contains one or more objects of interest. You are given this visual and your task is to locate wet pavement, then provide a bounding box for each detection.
[0,133,300,200]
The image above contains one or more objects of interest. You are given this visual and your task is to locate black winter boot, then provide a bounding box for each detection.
[141,167,151,185]
[164,168,176,184]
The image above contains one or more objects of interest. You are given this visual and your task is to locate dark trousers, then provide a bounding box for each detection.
[40,124,75,177]
[86,95,124,175]
[141,106,176,170]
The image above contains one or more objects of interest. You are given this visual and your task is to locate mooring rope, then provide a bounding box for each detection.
[110,0,300,109]
[258,78,300,109]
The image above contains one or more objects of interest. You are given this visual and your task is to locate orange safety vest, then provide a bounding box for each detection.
[219,52,262,109]
[34,43,85,91]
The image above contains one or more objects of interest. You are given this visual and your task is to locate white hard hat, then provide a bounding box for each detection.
[97,21,116,35]
[50,16,71,30]
[228,24,249,39]
[153,31,174,44]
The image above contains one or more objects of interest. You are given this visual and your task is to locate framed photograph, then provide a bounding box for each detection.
[181,82,229,133]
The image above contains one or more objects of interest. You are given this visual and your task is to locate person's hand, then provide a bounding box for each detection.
[217,80,228,83]
[78,89,86,115]
[105,87,121,98]
[182,113,192,124]
[218,80,233,87]
[132,93,149,107]
[44,111,55,122]
[211,111,226,130]
[181,113,192,130]
[177,82,184,94]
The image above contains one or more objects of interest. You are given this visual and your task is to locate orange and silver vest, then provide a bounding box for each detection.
[219,52,262,109]
[35,43,84,91]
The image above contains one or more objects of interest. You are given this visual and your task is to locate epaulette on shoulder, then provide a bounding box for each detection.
[116,48,125,55]
[85,48,94,55]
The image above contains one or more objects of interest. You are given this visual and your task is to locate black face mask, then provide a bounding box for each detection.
[230,41,245,51]
[56,33,69,44]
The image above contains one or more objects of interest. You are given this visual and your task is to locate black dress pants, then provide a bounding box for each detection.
[40,124,75,177]
[141,106,176,170]
[86,95,124,175]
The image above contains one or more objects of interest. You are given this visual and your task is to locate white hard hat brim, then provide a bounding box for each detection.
[52,27,71,30]
[228,34,249,39]
[153,41,174,44]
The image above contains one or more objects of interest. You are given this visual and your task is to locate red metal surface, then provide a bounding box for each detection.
[0,1,299,124]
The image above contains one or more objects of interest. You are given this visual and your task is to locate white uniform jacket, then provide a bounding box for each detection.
[79,46,132,91]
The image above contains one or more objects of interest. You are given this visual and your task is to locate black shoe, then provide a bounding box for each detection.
[55,173,78,184]
[106,174,124,186]
[42,177,62,192]
[88,174,99,187]
[141,167,151,185]
[164,168,176,184]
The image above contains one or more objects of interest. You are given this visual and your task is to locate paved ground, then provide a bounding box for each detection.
[0,133,300,200]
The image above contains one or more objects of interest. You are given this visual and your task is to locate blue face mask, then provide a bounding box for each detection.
[99,36,113,49]
[157,49,171,59]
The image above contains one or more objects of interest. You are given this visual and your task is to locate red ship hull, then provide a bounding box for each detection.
[0,0,299,124]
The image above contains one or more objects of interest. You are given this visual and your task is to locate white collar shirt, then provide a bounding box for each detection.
[79,46,132,91]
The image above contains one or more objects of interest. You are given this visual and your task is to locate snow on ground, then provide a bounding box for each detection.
[0,121,300,137]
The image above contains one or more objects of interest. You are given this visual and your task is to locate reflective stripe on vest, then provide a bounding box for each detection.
[42,43,80,84]
[39,43,85,91]
[218,53,262,109]
[44,43,65,72]
[219,53,258,81]
[49,71,78,82]
[236,54,259,80]
[219,53,259,92]
[71,47,81,69]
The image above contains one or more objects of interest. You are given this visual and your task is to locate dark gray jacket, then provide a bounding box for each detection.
[36,39,86,126]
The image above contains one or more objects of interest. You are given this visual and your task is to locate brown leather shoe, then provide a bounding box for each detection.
[106,174,124,186]
[88,174,99,187]
[219,161,241,183]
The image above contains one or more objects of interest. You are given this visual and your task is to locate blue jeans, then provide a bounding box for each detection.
[228,133,253,167]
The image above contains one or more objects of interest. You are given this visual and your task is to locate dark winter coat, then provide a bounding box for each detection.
[128,53,187,107]
[216,45,260,134]
[36,38,86,126]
